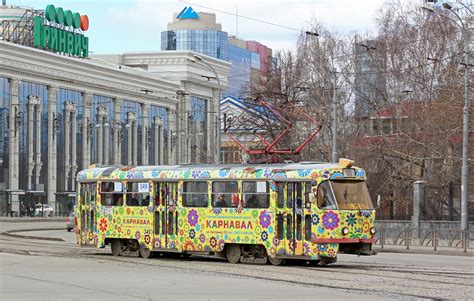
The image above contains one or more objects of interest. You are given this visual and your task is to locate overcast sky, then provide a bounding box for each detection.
[11,0,414,54]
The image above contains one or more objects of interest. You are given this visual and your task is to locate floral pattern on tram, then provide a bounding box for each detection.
[75,164,375,260]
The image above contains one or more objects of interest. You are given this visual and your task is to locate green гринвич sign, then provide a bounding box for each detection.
[33,5,89,58]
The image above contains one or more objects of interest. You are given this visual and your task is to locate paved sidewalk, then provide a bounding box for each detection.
[374,244,473,257]
[0,220,66,233]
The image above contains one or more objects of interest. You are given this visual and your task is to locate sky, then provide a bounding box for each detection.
[9,0,409,54]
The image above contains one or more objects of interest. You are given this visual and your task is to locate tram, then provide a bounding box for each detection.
[75,159,376,265]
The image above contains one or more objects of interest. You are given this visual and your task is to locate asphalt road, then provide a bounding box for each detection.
[1,226,473,300]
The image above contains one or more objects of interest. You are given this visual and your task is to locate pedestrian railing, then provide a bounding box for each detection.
[375,227,472,252]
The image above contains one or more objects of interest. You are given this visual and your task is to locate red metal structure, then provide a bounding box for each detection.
[223,98,322,163]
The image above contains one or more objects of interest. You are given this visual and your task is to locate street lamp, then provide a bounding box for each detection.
[423,1,471,231]
[193,54,222,163]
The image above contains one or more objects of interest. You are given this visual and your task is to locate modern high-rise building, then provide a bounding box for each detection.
[161,7,273,163]
[354,37,387,118]
[161,7,273,99]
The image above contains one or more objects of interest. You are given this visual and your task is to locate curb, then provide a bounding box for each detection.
[3,228,66,242]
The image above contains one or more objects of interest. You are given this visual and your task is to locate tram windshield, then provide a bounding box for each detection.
[317,180,374,210]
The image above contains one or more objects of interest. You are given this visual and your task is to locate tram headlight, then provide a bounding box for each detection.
[342,227,349,235]
[370,227,376,235]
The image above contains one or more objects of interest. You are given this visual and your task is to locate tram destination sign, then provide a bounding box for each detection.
[34,4,89,58]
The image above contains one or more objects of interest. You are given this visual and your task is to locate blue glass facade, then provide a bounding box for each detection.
[19,82,49,191]
[91,95,114,165]
[148,105,169,164]
[227,44,251,98]
[57,88,83,191]
[161,30,228,61]
[120,100,142,165]
[189,96,207,163]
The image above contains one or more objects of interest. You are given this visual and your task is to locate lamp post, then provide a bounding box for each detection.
[423,1,471,231]
[193,55,222,164]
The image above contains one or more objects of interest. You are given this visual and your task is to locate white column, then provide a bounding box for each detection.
[112,98,121,165]
[153,119,159,165]
[96,106,106,165]
[127,123,132,165]
[169,108,176,165]
[132,121,138,165]
[103,121,110,165]
[8,79,20,214]
[64,103,70,191]
[141,103,149,165]
[82,93,91,169]
[34,102,41,189]
[70,109,77,190]
[47,86,58,208]
[126,112,137,165]
[153,116,163,165]
[27,98,35,190]
[96,122,103,165]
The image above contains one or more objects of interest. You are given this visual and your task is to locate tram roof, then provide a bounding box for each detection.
[82,162,345,174]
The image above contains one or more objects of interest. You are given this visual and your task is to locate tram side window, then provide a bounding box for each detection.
[304,182,315,208]
[100,182,124,206]
[277,214,284,240]
[243,181,270,208]
[287,214,293,240]
[182,181,209,207]
[305,215,312,241]
[126,182,150,206]
[276,182,285,208]
[212,181,238,208]
[296,183,303,208]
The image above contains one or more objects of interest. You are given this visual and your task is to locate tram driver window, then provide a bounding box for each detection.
[243,181,270,208]
[212,181,238,208]
[182,181,209,207]
[317,181,338,209]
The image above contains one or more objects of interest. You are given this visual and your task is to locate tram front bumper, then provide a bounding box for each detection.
[312,238,376,256]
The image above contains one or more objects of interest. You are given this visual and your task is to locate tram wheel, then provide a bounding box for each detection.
[268,256,285,266]
[139,244,152,259]
[226,244,242,264]
[111,240,122,256]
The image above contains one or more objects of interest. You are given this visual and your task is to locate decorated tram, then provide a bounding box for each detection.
[75,159,376,265]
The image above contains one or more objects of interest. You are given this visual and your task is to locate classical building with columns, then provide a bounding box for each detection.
[0,41,229,216]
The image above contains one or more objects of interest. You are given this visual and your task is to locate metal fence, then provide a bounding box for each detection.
[374,227,472,252]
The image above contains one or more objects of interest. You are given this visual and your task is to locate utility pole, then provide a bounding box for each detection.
[332,67,338,163]
[460,26,470,231]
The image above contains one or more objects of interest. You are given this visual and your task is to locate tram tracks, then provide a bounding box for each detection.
[1,233,473,300]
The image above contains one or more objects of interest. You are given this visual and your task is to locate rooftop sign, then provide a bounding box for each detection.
[33,4,89,58]
[176,6,200,19]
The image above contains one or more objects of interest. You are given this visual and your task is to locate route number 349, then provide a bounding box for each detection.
[138,182,149,193]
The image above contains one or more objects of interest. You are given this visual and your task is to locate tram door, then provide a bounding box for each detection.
[287,182,305,255]
[154,182,178,250]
